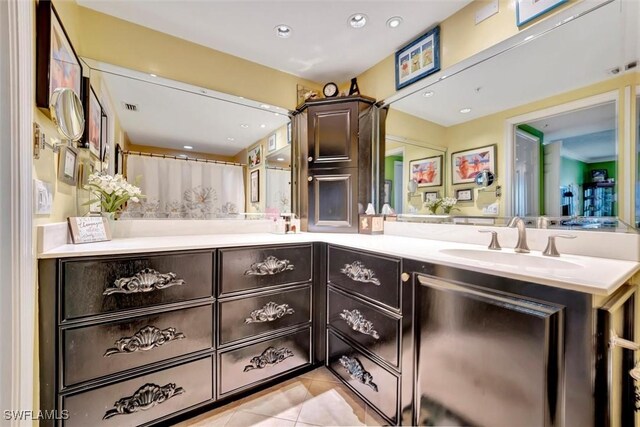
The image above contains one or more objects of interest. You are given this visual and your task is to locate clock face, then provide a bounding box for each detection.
[323,82,338,97]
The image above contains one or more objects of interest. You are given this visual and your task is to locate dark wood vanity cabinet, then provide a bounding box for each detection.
[295,96,381,233]
[38,244,315,427]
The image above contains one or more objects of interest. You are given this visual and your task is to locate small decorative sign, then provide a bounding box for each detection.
[68,216,112,244]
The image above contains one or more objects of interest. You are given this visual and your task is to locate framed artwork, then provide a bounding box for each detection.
[423,191,439,203]
[516,0,568,27]
[101,113,109,164]
[395,26,440,90]
[456,188,474,202]
[591,169,608,182]
[250,169,260,203]
[451,145,496,185]
[58,145,78,186]
[248,145,262,168]
[36,0,83,108]
[383,180,392,204]
[268,133,277,152]
[287,122,292,145]
[84,86,103,159]
[115,144,123,174]
[409,155,443,188]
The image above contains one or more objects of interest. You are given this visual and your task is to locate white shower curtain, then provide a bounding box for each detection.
[124,155,245,218]
[265,168,291,216]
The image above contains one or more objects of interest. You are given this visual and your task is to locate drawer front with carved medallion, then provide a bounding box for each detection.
[63,304,213,387]
[218,327,311,396]
[218,285,311,346]
[62,355,214,427]
[327,246,400,310]
[327,287,401,368]
[219,245,312,296]
[327,330,399,424]
[62,251,214,320]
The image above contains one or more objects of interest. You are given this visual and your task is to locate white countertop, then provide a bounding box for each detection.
[38,232,640,296]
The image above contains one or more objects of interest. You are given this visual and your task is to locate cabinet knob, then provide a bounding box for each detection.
[401,272,410,282]
[307,176,313,182]
[307,156,313,162]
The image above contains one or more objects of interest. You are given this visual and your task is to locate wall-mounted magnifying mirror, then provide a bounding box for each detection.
[49,87,85,141]
[475,170,495,188]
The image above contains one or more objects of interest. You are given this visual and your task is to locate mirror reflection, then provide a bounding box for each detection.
[83,60,291,219]
[384,0,637,228]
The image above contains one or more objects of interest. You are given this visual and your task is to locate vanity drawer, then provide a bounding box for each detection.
[218,327,311,397]
[327,286,401,368]
[62,251,214,320]
[219,245,312,296]
[62,355,213,427]
[328,246,400,310]
[327,330,399,424]
[218,285,311,346]
[62,304,213,387]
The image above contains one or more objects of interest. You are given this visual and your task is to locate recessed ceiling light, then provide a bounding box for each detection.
[260,124,267,128]
[277,157,285,161]
[240,124,249,128]
[348,13,368,29]
[275,24,292,38]
[183,145,193,150]
[260,104,271,109]
[460,108,472,114]
[423,91,434,98]
[386,16,403,28]
[227,137,235,141]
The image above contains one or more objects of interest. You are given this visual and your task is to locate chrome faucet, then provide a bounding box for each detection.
[507,216,530,253]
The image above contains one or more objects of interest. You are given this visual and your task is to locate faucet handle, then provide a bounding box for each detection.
[543,234,576,257]
[478,229,501,250]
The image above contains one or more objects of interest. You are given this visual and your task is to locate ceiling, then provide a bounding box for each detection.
[97,70,289,156]
[391,0,634,127]
[76,0,471,82]
[526,102,617,163]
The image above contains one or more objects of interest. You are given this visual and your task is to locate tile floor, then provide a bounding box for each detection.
[174,367,388,427]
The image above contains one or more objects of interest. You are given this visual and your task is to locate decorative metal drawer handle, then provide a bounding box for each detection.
[103,268,185,295]
[340,261,381,286]
[243,346,294,372]
[245,302,295,324]
[103,382,185,419]
[340,309,380,339]
[104,325,186,357]
[244,256,295,276]
[339,355,378,392]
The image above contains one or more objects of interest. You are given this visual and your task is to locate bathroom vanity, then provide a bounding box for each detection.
[37,227,640,427]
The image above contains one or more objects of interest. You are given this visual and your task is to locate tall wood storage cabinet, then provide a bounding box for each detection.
[294,96,382,233]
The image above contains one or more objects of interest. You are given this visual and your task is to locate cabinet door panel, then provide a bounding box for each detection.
[308,168,358,233]
[415,275,564,427]
[308,103,358,168]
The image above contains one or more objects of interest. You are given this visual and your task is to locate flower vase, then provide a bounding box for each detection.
[101,212,117,236]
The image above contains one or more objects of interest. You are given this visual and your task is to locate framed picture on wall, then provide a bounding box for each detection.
[36,0,83,109]
[268,134,277,152]
[84,86,103,159]
[451,145,496,185]
[57,145,78,186]
[250,169,260,203]
[409,155,443,188]
[248,145,261,168]
[423,191,439,203]
[456,188,474,202]
[383,180,392,204]
[395,26,440,90]
[516,0,568,27]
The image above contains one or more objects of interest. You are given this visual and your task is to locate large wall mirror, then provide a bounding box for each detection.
[382,0,638,228]
[81,59,292,219]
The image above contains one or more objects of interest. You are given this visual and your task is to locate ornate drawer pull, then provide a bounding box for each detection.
[340,261,380,286]
[340,309,380,339]
[244,256,295,276]
[243,346,294,372]
[103,382,185,419]
[103,268,185,295]
[245,302,295,324]
[104,325,186,357]
[339,355,378,392]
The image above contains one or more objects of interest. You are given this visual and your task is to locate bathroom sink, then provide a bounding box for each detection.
[439,248,581,271]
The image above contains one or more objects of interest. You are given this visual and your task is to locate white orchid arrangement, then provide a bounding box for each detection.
[440,197,459,214]
[423,198,442,214]
[84,173,144,213]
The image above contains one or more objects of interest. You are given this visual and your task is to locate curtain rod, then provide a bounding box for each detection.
[122,150,246,167]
